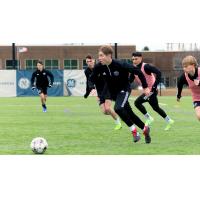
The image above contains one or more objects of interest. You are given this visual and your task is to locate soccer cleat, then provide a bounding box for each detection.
[114,123,122,130]
[132,129,141,143]
[43,107,47,113]
[143,126,151,144]
[164,119,174,131]
[145,116,154,126]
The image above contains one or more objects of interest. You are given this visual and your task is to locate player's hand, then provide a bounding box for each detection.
[31,86,36,90]
[143,87,150,96]
[194,79,200,86]
[48,84,52,88]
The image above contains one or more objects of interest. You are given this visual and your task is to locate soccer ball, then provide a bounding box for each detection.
[30,137,48,154]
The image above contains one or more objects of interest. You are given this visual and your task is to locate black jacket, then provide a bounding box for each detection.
[89,59,148,99]
[84,67,105,98]
[31,69,54,88]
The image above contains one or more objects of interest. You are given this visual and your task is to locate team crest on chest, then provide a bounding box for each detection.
[113,71,119,76]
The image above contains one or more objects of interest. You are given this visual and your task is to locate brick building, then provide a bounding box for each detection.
[1,44,200,87]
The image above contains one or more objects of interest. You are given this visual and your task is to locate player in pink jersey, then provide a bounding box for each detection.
[130,52,174,131]
[177,55,200,121]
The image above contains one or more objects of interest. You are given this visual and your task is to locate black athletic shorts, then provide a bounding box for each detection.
[193,101,200,108]
[37,87,47,95]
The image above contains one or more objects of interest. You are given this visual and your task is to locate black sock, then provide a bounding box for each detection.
[42,104,46,109]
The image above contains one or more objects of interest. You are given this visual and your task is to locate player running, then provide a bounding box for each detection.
[84,55,122,130]
[177,55,200,121]
[89,45,151,143]
[130,52,174,131]
[31,60,54,112]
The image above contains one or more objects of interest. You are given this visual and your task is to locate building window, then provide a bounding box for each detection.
[64,59,78,69]
[45,59,59,69]
[82,59,87,69]
[5,60,20,69]
[25,59,38,70]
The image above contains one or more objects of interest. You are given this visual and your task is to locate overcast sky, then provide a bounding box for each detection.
[1,0,200,51]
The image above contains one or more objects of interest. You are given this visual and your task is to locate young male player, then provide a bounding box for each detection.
[177,55,200,121]
[131,52,174,131]
[84,55,122,130]
[31,60,54,112]
[89,45,151,143]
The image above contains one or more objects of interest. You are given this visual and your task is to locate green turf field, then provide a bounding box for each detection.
[0,96,199,155]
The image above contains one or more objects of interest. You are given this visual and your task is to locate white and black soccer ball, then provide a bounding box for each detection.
[30,137,48,154]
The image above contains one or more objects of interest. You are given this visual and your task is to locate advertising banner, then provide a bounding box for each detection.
[64,70,86,96]
[17,70,64,96]
[0,70,16,97]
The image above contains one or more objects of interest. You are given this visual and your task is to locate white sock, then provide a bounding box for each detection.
[144,113,151,119]
[165,116,171,122]
[115,117,121,124]
[129,124,136,132]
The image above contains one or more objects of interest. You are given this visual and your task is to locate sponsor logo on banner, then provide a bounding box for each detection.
[67,79,76,88]
[18,78,30,89]
[64,70,86,96]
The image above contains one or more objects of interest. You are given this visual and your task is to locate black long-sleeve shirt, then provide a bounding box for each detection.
[84,67,106,98]
[129,62,161,91]
[177,67,199,98]
[84,67,94,98]
[89,59,148,100]
[31,69,54,88]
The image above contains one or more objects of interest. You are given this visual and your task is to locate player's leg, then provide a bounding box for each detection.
[39,88,48,112]
[134,94,154,125]
[194,102,200,121]
[148,93,174,130]
[114,91,151,143]
[99,99,122,130]
[104,99,122,130]
[125,101,151,143]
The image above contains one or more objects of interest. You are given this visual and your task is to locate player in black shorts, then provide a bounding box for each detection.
[31,60,54,112]
[89,46,151,143]
[84,55,122,130]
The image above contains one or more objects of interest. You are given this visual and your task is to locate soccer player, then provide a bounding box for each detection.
[31,60,54,112]
[89,45,151,143]
[177,55,200,121]
[131,52,174,131]
[84,55,122,130]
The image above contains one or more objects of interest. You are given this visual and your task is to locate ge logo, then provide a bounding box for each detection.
[67,79,76,88]
[18,78,30,89]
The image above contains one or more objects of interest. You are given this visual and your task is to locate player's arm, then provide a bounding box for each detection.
[84,70,94,98]
[123,62,149,95]
[177,73,188,101]
[144,64,161,92]
[46,70,54,86]
[31,72,36,89]
[88,65,99,90]
[129,72,135,83]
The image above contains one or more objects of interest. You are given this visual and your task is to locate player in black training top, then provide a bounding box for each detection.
[130,52,174,131]
[84,54,122,130]
[89,45,151,143]
[31,60,54,112]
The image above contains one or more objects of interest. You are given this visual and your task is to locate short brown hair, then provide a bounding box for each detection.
[182,55,198,68]
[86,54,93,59]
[37,60,43,65]
[99,45,113,56]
